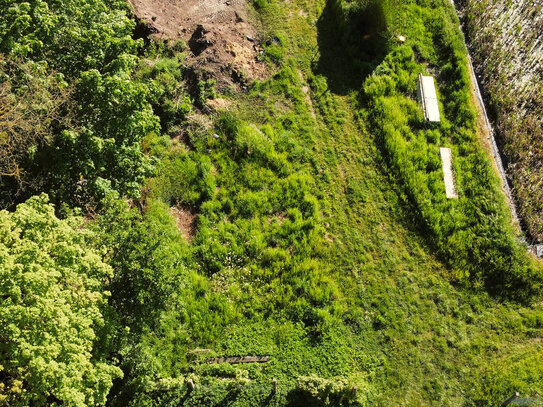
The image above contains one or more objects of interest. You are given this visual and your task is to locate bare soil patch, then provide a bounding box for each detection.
[206,97,231,111]
[170,206,197,242]
[128,0,267,89]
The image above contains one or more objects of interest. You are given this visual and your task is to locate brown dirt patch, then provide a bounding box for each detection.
[170,206,197,242]
[206,97,231,111]
[128,0,267,90]
[298,70,316,119]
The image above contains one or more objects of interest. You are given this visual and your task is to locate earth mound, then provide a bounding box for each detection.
[128,0,267,89]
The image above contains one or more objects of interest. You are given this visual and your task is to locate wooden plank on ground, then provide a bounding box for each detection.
[440,147,458,199]
[206,356,270,364]
[418,74,441,122]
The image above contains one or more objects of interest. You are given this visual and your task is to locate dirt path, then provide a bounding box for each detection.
[129,0,247,38]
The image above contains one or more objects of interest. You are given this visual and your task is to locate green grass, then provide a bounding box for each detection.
[103,0,543,405]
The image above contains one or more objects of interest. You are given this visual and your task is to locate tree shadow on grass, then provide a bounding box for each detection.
[314,0,390,95]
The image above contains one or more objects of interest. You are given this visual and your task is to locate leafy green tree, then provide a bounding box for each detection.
[45,68,159,204]
[92,197,190,405]
[0,0,159,207]
[0,194,122,406]
[0,0,137,77]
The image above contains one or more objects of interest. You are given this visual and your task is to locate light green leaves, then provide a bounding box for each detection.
[0,194,122,406]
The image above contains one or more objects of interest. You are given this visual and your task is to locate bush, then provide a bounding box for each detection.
[293,375,376,406]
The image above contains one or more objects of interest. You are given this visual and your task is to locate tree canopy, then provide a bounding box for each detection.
[0,0,158,207]
[0,194,121,406]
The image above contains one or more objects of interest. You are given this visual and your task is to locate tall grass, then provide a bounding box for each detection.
[358,2,542,300]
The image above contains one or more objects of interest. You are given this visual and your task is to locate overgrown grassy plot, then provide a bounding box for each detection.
[359,0,541,299]
[101,0,543,406]
[278,2,543,404]
[117,61,375,405]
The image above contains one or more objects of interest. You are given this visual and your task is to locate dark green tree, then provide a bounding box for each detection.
[0,0,159,207]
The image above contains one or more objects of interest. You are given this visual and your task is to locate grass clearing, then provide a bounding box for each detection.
[104,0,543,405]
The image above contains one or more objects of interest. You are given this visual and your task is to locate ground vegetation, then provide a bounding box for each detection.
[0,0,542,405]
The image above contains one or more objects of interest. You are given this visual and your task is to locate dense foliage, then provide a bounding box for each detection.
[0,194,121,406]
[0,0,158,207]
